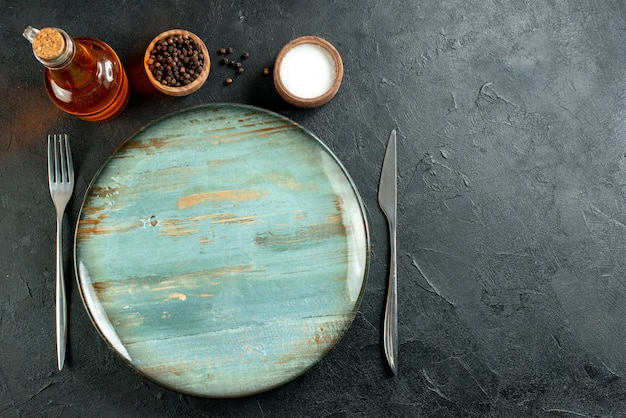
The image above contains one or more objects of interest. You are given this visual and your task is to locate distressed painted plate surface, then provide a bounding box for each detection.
[74,104,369,397]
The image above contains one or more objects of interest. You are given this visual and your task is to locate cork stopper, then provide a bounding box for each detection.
[31,28,65,60]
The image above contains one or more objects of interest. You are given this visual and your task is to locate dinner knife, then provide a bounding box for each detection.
[378,129,398,375]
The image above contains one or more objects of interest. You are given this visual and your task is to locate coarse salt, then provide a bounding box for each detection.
[279,43,337,99]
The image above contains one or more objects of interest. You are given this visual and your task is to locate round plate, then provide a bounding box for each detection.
[74,104,370,397]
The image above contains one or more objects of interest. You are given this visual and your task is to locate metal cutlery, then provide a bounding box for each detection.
[47,134,74,370]
[378,129,398,375]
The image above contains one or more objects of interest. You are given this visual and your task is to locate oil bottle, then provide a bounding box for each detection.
[23,26,130,122]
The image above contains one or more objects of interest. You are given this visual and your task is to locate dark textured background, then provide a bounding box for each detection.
[2,0,626,416]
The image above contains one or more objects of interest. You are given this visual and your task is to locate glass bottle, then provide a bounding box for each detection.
[23,26,130,122]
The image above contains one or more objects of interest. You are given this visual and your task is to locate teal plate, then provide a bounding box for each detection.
[74,104,370,397]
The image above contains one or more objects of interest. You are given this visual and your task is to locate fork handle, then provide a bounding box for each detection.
[383,218,398,375]
[55,214,67,371]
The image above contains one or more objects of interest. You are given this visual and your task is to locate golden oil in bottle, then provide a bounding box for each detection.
[24,26,129,122]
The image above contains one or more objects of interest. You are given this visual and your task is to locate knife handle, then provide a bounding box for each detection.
[383,219,397,375]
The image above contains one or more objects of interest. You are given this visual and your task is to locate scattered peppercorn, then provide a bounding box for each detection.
[148,34,204,87]
[215,46,252,85]
[263,67,271,75]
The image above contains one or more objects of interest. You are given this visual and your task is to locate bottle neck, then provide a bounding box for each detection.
[24,27,76,69]
[27,28,97,89]
[39,30,76,69]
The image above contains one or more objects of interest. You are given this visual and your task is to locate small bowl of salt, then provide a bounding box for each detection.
[273,36,343,108]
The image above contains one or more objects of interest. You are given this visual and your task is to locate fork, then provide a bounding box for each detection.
[47,134,74,371]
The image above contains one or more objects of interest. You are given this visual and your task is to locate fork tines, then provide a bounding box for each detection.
[47,134,74,186]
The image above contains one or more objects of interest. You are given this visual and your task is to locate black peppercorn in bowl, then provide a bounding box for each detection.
[144,29,210,97]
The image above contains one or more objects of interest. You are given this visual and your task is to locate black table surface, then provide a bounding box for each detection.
[3,1,626,416]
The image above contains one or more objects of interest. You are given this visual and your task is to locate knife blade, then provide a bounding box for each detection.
[378,129,398,375]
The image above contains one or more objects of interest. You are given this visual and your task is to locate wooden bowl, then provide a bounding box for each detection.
[144,29,210,97]
[273,36,343,108]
